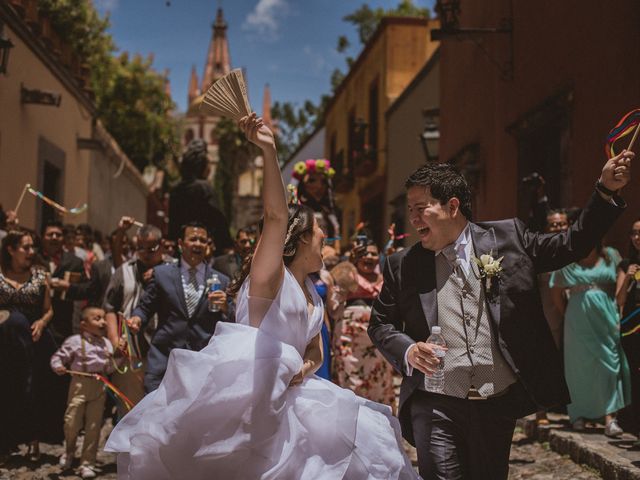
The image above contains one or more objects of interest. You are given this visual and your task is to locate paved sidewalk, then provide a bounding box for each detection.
[519,414,640,480]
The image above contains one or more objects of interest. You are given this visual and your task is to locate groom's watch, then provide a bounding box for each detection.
[595,180,617,197]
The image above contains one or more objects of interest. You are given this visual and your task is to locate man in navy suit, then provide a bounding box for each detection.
[127,221,233,393]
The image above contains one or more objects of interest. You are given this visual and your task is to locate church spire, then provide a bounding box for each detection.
[201,7,231,92]
[262,83,273,130]
[188,65,200,105]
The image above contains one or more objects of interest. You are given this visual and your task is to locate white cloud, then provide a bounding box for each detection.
[94,0,119,12]
[302,45,328,74]
[242,0,289,40]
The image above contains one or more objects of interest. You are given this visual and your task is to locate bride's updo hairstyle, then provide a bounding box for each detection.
[228,204,315,296]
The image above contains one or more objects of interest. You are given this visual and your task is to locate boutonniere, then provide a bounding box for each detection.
[472,251,504,294]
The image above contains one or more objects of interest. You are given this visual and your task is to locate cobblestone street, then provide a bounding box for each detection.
[0,425,604,479]
[508,431,602,479]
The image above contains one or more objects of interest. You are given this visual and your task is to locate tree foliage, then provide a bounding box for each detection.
[213,119,257,220]
[37,0,179,171]
[343,0,430,45]
[271,99,327,162]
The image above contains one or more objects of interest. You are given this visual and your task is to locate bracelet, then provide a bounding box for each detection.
[595,180,617,197]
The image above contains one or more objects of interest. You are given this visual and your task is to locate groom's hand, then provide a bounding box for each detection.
[599,150,633,193]
[407,342,447,376]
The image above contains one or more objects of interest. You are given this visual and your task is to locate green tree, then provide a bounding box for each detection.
[213,119,257,220]
[96,53,179,171]
[37,0,179,171]
[343,0,430,45]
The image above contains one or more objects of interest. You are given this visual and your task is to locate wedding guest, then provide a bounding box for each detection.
[126,221,233,392]
[293,159,341,251]
[40,220,87,342]
[104,224,165,416]
[536,208,571,425]
[550,244,631,436]
[0,230,56,462]
[51,307,123,478]
[162,238,177,260]
[333,237,395,406]
[615,218,640,437]
[168,139,233,252]
[68,229,128,308]
[213,228,254,280]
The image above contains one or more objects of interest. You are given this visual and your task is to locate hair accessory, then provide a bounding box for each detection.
[284,216,301,252]
[287,184,300,205]
[291,159,336,181]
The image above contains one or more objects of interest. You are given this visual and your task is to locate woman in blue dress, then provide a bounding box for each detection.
[550,244,631,436]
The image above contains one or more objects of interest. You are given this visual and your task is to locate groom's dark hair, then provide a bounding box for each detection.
[405,163,473,220]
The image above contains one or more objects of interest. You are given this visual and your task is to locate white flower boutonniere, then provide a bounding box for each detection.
[472,251,504,292]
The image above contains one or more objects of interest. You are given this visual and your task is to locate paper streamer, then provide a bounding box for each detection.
[605,109,640,159]
[20,184,88,215]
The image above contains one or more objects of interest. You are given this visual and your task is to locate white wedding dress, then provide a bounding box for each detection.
[105,269,419,479]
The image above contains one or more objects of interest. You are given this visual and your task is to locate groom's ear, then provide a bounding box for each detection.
[448,197,461,217]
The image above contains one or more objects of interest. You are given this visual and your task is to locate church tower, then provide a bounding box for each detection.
[181,7,233,181]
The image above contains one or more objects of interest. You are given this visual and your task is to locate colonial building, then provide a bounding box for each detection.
[0,0,147,234]
[323,16,440,245]
[436,0,640,249]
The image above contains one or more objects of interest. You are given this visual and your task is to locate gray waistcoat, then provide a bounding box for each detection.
[430,251,516,398]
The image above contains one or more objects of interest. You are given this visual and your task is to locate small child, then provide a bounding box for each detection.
[51,306,123,479]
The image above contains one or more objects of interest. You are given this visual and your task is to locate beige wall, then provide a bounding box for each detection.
[0,24,92,230]
[0,21,148,235]
[386,52,440,247]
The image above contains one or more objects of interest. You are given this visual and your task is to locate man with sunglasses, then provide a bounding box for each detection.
[125,221,233,393]
[103,222,166,415]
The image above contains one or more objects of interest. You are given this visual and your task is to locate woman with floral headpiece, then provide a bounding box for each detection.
[332,230,396,408]
[292,159,341,252]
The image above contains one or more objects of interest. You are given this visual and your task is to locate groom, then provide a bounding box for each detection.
[369,151,632,479]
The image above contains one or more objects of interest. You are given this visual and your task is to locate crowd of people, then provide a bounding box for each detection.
[0,132,638,478]
[525,180,636,438]
[0,142,408,478]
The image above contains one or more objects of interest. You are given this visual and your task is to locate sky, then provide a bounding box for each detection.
[94,0,436,114]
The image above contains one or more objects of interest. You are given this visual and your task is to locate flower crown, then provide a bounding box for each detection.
[292,159,336,181]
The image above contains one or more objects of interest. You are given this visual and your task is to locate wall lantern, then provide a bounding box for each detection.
[420,109,440,162]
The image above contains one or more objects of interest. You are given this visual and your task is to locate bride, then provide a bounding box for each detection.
[105,114,419,480]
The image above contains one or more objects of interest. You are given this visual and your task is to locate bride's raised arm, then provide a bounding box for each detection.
[240,113,287,300]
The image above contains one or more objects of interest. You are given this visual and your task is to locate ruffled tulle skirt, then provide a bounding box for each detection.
[105,322,418,479]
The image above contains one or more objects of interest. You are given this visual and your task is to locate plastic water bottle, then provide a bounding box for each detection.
[424,326,446,393]
[207,274,222,312]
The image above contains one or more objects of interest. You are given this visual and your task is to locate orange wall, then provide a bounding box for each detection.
[439,1,640,251]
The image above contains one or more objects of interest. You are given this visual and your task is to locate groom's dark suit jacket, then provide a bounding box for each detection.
[369,192,624,444]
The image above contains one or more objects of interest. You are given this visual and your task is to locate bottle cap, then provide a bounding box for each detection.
[431,326,441,334]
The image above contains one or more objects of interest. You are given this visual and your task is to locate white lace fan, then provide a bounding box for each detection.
[201,68,252,120]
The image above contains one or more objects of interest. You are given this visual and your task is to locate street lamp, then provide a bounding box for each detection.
[0,32,14,75]
[420,117,440,162]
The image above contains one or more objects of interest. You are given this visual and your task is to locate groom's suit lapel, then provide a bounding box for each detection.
[469,222,502,329]
[411,246,438,332]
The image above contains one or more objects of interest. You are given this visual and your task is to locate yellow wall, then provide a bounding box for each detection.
[324,18,438,245]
